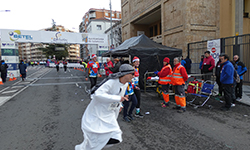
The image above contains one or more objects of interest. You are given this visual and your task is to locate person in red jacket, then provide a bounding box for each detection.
[154,57,172,107]
[104,58,113,76]
[172,57,188,113]
[202,51,215,81]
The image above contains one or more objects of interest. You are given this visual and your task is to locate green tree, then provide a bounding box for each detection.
[38,44,69,60]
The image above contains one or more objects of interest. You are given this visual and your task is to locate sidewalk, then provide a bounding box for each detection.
[241,85,250,106]
[213,84,250,106]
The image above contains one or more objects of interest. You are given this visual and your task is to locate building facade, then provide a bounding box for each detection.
[79,8,121,60]
[121,0,250,56]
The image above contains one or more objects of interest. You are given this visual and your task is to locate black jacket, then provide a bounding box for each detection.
[0,64,8,74]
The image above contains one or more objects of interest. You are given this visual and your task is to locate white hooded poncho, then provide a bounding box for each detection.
[75,78,128,150]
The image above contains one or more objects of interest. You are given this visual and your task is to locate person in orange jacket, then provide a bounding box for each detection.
[154,57,172,107]
[172,57,188,113]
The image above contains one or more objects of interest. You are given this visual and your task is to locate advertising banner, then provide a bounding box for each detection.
[207,39,221,64]
[6,63,19,70]
[1,49,18,56]
[1,56,19,63]
[1,42,18,49]
[41,31,78,44]
[0,29,108,45]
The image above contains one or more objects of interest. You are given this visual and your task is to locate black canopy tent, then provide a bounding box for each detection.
[102,34,182,89]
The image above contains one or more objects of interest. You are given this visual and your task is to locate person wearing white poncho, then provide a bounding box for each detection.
[75,64,135,150]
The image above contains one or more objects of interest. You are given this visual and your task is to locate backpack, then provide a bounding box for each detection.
[187,81,199,94]
[234,70,240,83]
[1,64,6,73]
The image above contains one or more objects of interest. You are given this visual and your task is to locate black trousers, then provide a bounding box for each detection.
[216,77,223,95]
[64,66,67,71]
[222,84,233,108]
[134,88,141,108]
[89,77,97,89]
[56,66,59,72]
[1,73,7,82]
[235,79,243,98]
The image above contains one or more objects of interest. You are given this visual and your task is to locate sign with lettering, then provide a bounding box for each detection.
[207,39,221,64]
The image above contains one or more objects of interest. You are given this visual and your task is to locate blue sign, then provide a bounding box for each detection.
[6,63,19,70]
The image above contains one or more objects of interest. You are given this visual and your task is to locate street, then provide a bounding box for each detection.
[0,66,250,150]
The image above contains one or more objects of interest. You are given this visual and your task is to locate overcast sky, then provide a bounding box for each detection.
[0,0,121,32]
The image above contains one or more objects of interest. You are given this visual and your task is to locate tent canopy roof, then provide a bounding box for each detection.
[102,34,182,57]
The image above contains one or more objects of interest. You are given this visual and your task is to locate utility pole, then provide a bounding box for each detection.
[110,0,113,48]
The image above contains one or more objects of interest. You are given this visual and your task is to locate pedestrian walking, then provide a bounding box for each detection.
[154,57,172,108]
[172,57,188,113]
[123,81,138,122]
[55,61,60,72]
[220,54,234,111]
[131,56,144,118]
[75,64,135,150]
[63,60,67,73]
[19,60,27,81]
[184,56,192,74]
[85,54,100,89]
[0,60,8,83]
[233,55,247,101]
[202,51,215,81]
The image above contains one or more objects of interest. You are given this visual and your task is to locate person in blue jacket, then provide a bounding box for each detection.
[233,55,247,101]
[220,54,234,111]
[181,56,186,67]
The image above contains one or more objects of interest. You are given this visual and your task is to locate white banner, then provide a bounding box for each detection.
[0,29,108,45]
[1,42,18,49]
[207,39,221,64]
[1,56,19,63]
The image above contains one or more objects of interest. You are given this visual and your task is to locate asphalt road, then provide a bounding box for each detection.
[0,66,250,150]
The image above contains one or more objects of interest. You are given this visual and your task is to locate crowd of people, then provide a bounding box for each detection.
[199,51,247,110]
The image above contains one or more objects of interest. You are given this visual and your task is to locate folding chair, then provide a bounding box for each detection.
[187,80,216,109]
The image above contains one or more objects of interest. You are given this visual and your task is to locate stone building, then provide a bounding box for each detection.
[121,0,250,56]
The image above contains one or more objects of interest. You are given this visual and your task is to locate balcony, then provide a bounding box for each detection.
[150,35,162,44]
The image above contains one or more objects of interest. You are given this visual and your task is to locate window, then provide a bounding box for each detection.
[150,27,153,37]
[112,13,114,17]
[97,25,102,30]
[154,25,158,36]
[105,12,109,16]
[117,13,120,18]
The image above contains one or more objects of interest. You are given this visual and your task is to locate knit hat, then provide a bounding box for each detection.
[109,64,135,78]
[132,56,140,62]
[91,54,97,59]
[163,57,170,63]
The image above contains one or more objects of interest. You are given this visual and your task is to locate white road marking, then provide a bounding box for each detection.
[29,81,89,86]
[0,96,12,106]
[2,90,18,94]
[11,86,24,89]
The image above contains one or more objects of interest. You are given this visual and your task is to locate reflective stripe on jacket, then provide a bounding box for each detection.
[172,65,185,85]
[158,64,172,85]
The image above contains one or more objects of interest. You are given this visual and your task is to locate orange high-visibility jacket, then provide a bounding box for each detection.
[172,65,185,85]
[158,64,172,85]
